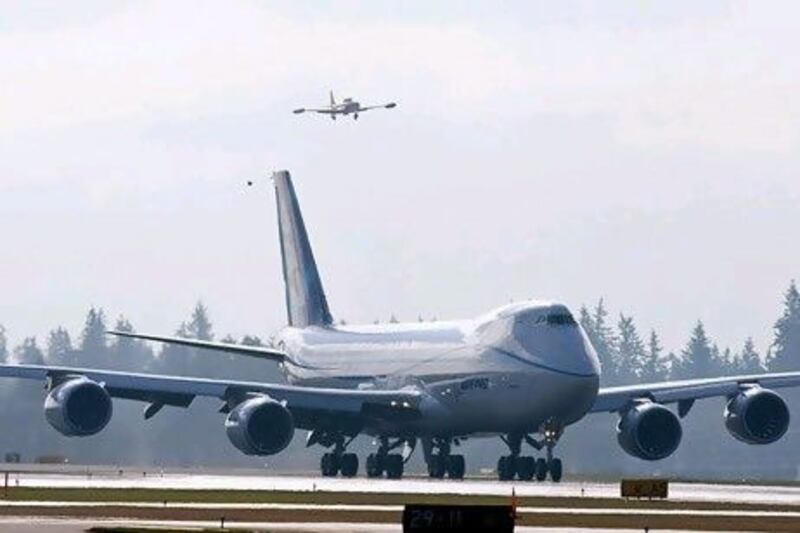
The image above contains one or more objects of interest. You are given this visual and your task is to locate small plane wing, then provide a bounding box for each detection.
[591,371,800,413]
[359,102,397,111]
[293,108,336,114]
[0,364,423,428]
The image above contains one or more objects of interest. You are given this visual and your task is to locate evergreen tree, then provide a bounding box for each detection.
[186,301,213,341]
[80,307,107,353]
[14,337,44,364]
[616,314,645,383]
[110,316,155,371]
[767,281,800,372]
[241,335,263,346]
[679,321,720,378]
[738,337,764,374]
[0,325,7,363]
[46,326,74,365]
[582,300,618,383]
[641,330,668,381]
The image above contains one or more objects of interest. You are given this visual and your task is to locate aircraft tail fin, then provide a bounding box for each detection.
[273,171,333,328]
[329,90,336,108]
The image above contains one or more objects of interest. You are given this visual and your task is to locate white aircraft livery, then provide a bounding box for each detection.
[2,170,800,481]
[293,91,396,120]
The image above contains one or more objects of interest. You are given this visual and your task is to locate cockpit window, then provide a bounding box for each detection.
[545,313,577,326]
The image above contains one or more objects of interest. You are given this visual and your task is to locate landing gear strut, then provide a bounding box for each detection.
[498,420,564,482]
[318,434,358,478]
[366,437,406,479]
[425,438,466,480]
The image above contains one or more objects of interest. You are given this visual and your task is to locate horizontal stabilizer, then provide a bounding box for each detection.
[106,331,288,363]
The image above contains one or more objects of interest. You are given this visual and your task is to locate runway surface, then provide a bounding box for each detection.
[0,518,694,533]
[4,468,800,506]
[1,468,799,530]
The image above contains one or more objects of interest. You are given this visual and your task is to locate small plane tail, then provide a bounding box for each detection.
[273,171,333,328]
[329,90,336,108]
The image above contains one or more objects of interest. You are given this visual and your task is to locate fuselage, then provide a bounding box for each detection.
[274,300,601,437]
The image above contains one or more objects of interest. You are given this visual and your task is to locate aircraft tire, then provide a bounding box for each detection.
[428,454,446,479]
[320,453,339,477]
[366,453,383,478]
[517,456,535,481]
[535,458,548,481]
[549,458,563,482]
[340,453,359,478]
[446,454,466,479]
[386,454,404,479]
[497,456,514,481]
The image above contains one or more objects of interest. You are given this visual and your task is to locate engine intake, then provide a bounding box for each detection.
[725,387,789,445]
[44,378,113,436]
[225,395,295,455]
[617,400,682,461]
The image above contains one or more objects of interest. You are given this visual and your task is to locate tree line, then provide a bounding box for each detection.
[0,281,797,477]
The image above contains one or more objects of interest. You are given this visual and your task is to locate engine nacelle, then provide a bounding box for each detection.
[44,378,113,436]
[225,395,295,456]
[725,387,790,445]
[617,400,682,461]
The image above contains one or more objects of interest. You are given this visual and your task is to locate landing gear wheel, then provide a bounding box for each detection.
[340,453,359,478]
[516,456,535,481]
[428,454,446,479]
[320,453,339,477]
[446,454,466,480]
[549,458,563,482]
[497,456,515,481]
[366,453,383,478]
[385,454,404,479]
[535,458,548,482]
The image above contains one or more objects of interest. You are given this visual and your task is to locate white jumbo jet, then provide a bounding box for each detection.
[293,91,396,120]
[2,170,800,482]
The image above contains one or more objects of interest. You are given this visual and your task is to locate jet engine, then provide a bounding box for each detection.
[225,395,295,455]
[617,400,682,461]
[724,387,789,445]
[44,378,113,436]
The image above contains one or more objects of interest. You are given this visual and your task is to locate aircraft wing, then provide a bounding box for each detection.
[0,364,423,428]
[359,102,397,111]
[591,371,800,413]
[293,108,336,114]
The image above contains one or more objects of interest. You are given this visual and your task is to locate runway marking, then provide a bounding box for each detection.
[3,500,800,519]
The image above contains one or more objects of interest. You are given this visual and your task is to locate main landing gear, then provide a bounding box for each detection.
[319,434,359,478]
[425,438,466,480]
[498,421,564,482]
[366,437,407,479]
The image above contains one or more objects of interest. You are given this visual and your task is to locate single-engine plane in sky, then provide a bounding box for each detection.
[1,171,799,482]
[293,91,396,120]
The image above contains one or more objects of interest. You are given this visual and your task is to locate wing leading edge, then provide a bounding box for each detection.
[591,371,800,413]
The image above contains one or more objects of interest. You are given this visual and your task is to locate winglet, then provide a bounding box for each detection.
[273,171,333,327]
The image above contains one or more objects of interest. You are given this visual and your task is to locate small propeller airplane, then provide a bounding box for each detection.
[293,91,397,120]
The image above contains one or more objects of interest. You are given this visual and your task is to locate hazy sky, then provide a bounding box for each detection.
[1,1,798,358]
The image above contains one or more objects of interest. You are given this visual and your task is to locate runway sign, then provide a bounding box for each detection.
[621,478,669,499]
[403,504,514,532]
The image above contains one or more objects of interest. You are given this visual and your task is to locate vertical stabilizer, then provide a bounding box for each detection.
[329,90,336,108]
[273,171,333,328]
